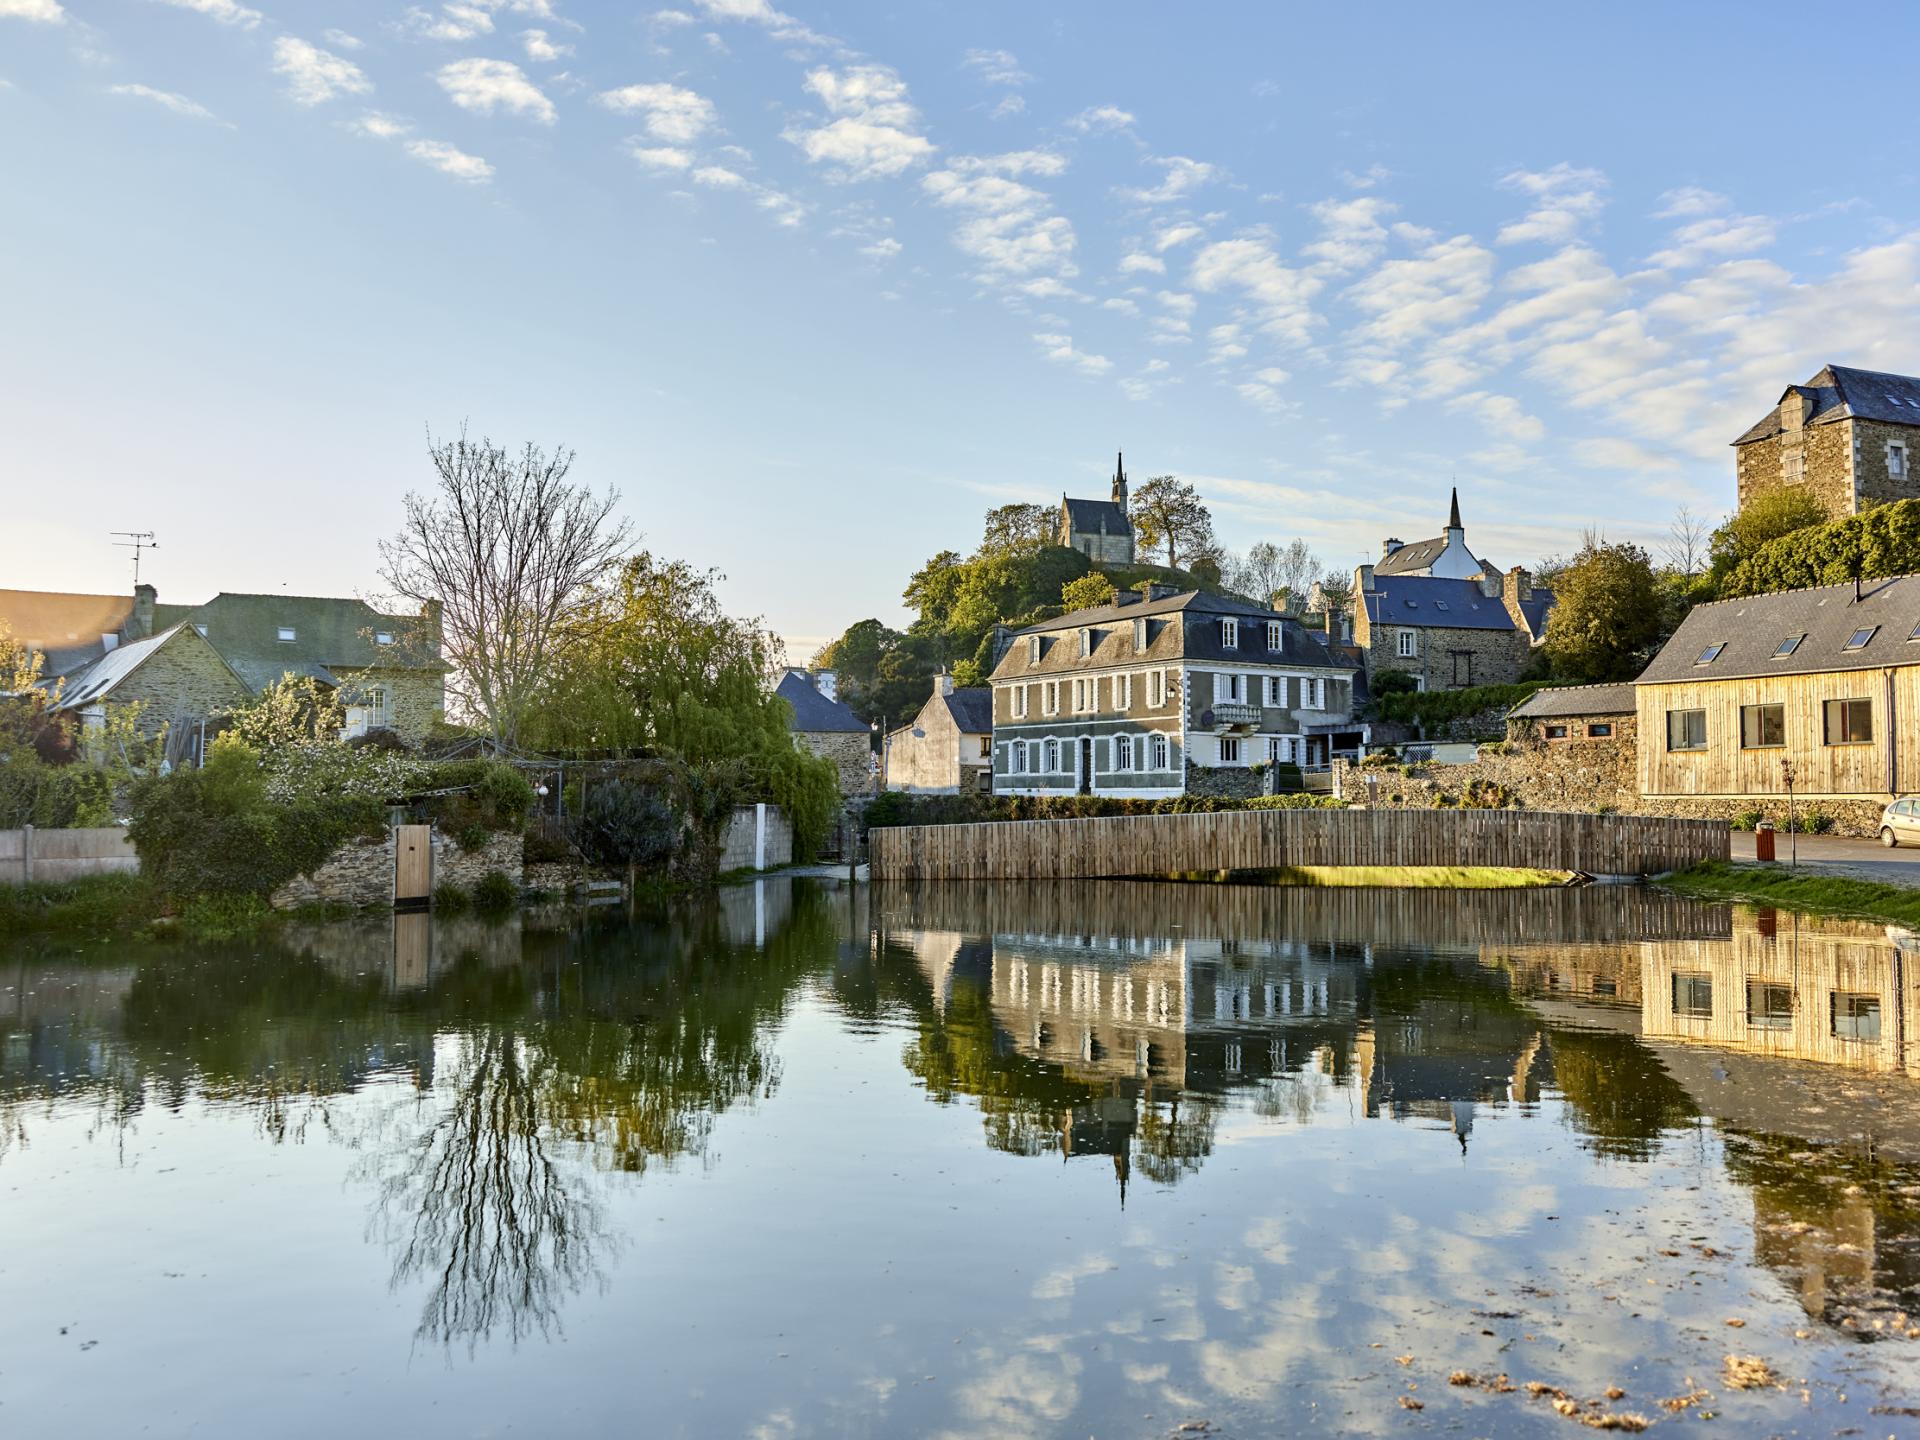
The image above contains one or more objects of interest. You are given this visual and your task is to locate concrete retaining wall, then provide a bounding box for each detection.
[0,826,140,886]
[718,804,794,872]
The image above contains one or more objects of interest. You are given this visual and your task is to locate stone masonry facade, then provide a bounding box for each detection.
[271,828,524,909]
[112,629,251,736]
[334,667,445,743]
[1355,569,1539,692]
[796,729,874,797]
[1736,392,1920,523]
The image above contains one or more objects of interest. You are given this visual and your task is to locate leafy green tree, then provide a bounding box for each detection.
[1060,572,1118,611]
[1129,475,1216,568]
[1724,496,1920,598]
[980,503,1054,556]
[1541,540,1663,683]
[1707,487,1825,586]
[811,619,933,727]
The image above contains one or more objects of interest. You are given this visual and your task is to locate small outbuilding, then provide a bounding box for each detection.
[1507,683,1637,744]
[776,667,874,796]
[885,677,993,794]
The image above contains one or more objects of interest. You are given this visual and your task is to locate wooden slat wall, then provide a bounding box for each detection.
[868,808,1729,882]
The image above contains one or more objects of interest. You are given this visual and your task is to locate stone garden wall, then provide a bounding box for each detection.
[271,827,525,909]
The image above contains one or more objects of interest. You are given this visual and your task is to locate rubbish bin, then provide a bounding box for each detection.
[1755,820,1776,862]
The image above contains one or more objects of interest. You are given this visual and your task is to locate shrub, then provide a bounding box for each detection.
[1790,809,1834,835]
[1730,809,1764,832]
[433,882,471,914]
[472,869,517,912]
[175,893,275,941]
[0,755,114,829]
[1461,778,1514,809]
[0,872,155,935]
[1269,761,1305,793]
[576,778,679,867]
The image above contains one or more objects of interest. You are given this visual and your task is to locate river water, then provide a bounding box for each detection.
[2,879,1917,1438]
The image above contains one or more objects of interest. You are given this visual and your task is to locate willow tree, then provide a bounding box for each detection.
[379,429,633,747]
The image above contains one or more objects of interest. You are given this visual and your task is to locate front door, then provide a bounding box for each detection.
[1079,738,1094,795]
[394,824,433,909]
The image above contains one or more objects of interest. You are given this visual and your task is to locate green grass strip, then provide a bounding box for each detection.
[1660,859,1920,927]
[1166,865,1574,889]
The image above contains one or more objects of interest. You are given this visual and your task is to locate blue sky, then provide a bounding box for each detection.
[6,1,1920,658]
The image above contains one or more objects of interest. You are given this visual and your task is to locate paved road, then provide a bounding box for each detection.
[1729,829,1920,884]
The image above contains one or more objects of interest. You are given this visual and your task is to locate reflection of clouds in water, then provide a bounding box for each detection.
[1212,1261,1259,1311]
[1029,1252,1116,1300]
[1241,1214,1293,1265]
[932,1337,1082,1440]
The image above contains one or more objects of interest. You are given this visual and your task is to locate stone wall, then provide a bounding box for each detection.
[271,827,524,909]
[1184,761,1263,800]
[1851,417,1920,511]
[717,804,794,872]
[1736,410,1858,520]
[1356,609,1529,693]
[335,666,445,743]
[111,627,251,736]
[797,730,873,797]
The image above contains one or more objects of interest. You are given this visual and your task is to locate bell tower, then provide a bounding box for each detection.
[1111,450,1128,508]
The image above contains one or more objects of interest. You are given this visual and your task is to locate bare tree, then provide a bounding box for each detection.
[1663,504,1710,576]
[380,428,633,746]
[1228,538,1323,609]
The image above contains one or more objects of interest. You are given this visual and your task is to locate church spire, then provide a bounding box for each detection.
[1447,486,1462,532]
[1112,450,1128,507]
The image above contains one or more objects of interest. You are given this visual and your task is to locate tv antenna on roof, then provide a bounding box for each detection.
[112,531,158,587]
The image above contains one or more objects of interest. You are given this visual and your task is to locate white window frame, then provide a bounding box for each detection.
[277,626,297,642]
[1219,736,1242,764]
[1133,617,1148,650]
[1213,672,1242,703]
[1267,736,1292,763]
[1028,635,1041,667]
[1266,621,1283,650]
[1220,617,1239,649]
[1265,675,1285,706]
[1148,669,1166,708]
[1043,681,1059,716]
[1396,630,1417,658]
[1151,732,1169,770]
[1891,441,1909,480]
[1009,742,1024,774]
[1116,673,1132,710]
[1302,676,1325,710]
[1012,685,1028,719]
[1079,629,1093,659]
[1044,738,1059,772]
[1115,733,1132,771]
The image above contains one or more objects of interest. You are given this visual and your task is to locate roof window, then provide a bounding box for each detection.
[1695,643,1725,665]
[1433,600,1449,611]
[375,631,394,646]
[277,626,297,642]
[1845,625,1878,651]
[1773,634,1803,658]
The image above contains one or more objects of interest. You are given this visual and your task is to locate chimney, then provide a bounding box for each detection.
[990,623,1017,670]
[815,669,838,701]
[1113,589,1143,607]
[1381,538,1403,558]
[421,597,444,646]
[1145,582,1181,600]
[1357,563,1375,593]
[131,583,156,639]
[1479,571,1500,599]
[1780,388,1809,433]
[937,671,955,697]
[1502,566,1534,630]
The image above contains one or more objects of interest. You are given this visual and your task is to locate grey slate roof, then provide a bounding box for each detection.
[1375,537,1497,578]
[1731,365,1920,445]
[1508,683,1636,719]
[0,589,138,679]
[943,687,993,735]
[161,593,440,690]
[997,589,1348,680]
[776,670,868,733]
[1636,573,1920,685]
[1363,576,1553,635]
[1061,497,1132,537]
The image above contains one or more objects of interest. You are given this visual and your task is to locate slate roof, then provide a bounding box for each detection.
[1637,573,1920,685]
[1508,683,1636,719]
[1061,497,1132,537]
[0,589,138,679]
[943,687,993,735]
[1375,537,1497,578]
[164,593,439,691]
[1363,576,1554,636]
[1731,365,1920,445]
[995,590,1349,681]
[776,670,868,733]
[54,623,249,708]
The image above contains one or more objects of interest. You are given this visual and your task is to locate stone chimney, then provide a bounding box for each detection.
[1501,566,1534,631]
[937,671,955,697]
[1381,538,1403,558]
[1145,582,1181,600]
[422,597,444,646]
[1479,571,1500,599]
[1356,563,1375,594]
[131,583,156,639]
[1780,388,1809,433]
[815,669,838,701]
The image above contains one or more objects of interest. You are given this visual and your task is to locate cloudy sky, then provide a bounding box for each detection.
[6,1,1920,656]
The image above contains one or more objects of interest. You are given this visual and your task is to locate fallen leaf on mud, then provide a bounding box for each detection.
[1659,1388,1710,1412]
[1724,1318,1746,1328]
[1397,1396,1424,1411]
[1722,1354,1782,1390]
[1395,1354,1413,1366]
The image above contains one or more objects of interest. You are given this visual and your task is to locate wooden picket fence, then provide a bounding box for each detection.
[867,807,1728,882]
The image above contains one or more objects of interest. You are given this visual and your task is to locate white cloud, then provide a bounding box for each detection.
[150,0,261,26]
[787,65,933,181]
[651,8,694,24]
[1646,211,1776,270]
[1189,236,1321,345]
[323,28,363,49]
[690,0,827,48]
[1449,390,1545,443]
[1100,296,1139,316]
[962,48,1028,87]
[1154,222,1202,251]
[1344,234,1495,349]
[1654,186,1725,219]
[109,82,228,124]
[1157,290,1196,317]
[860,237,902,259]
[1122,155,1217,205]
[595,82,713,141]
[1067,104,1132,134]
[989,94,1025,120]
[348,110,412,140]
[1208,322,1248,362]
[691,164,746,188]
[627,143,692,169]
[521,28,572,61]
[0,0,65,21]
[1118,253,1164,275]
[1303,194,1394,273]
[951,149,1066,178]
[1572,437,1681,473]
[404,2,495,41]
[405,137,494,182]
[921,166,1077,280]
[272,38,372,106]
[1033,331,1111,376]
[437,58,555,124]
[1496,163,1608,246]
[1342,163,1391,190]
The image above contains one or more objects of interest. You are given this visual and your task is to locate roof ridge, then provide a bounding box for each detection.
[1687,571,1920,609]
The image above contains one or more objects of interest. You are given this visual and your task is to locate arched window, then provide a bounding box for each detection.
[1115,733,1132,770]
[1151,733,1169,770]
[1044,738,1059,772]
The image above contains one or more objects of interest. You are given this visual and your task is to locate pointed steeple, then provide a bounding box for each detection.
[1447,486,1462,532]
[1112,450,1128,508]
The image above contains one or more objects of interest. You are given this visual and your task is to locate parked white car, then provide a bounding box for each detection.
[1879,797,1920,846]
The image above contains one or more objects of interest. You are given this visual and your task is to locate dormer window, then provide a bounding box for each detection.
[1027,636,1041,667]
[1695,643,1725,665]
[1079,629,1092,659]
[1133,617,1148,651]
[1220,618,1239,649]
[277,626,297,642]
[1265,621,1282,650]
[375,631,394,646]
[1773,634,1803,658]
[1845,626,1878,651]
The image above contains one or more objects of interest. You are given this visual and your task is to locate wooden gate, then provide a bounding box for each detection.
[394,824,433,909]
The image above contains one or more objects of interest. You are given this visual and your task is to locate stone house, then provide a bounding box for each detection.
[1733,365,1920,522]
[988,588,1359,799]
[1507,683,1636,744]
[1353,492,1552,691]
[1635,572,1920,808]
[1058,452,1136,564]
[776,667,873,796]
[884,676,992,794]
[3,583,447,751]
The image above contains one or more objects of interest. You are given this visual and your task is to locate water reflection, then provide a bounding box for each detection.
[2,877,1919,1429]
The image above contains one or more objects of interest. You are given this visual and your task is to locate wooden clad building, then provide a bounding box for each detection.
[1636,574,1920,800]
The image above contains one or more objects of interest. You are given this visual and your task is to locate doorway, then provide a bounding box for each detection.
[1079,738,1094,795]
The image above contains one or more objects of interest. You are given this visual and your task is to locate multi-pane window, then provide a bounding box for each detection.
[1672,972,1713,1019]
[1832,992,1882,1041]
[1009,743,1024,774]
[1044,738,1059,772]
[1219,736,1242,763]
[366,686,388,729]
[1266,675,1286,706]
[1043,681,1060,716]
[1740,703,1786,749]
[1115,673,1132,710]
[1028,636,1042,666]
[1072,678,1088,713]
[1220,618,1239,649]
[1302,676,1325,710]
[1890,442,1908,479]
[1148,669,1166,708]
[1666,709,1707,751]
[1396,631,1416,658]
[1266,621,1283,650]
[1151,733,1169,770]
[1115,734,1132,770]
[1823,697,1873,744]
[1079,629,1093,658]
[1133,617,1148,651]
[1012,685,1028,718]
[1746,980,1793,1032]
[1266,737,1291,763]
[1214,672,1243,703]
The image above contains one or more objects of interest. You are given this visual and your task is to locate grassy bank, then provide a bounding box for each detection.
[1660,860,1920,927]
[0,873,161,937]
[1167,865,1575,889]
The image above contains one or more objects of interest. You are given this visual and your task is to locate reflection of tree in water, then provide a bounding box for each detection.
[1546,1026,1699,1160]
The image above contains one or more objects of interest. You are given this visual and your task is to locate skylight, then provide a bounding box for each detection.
[1773,634,1803,657]
[277,626,296,642]
[1845,626,1879,651]
[375,631,394,646]
[1908,618,1920,642]
[1695,643,1726,665]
